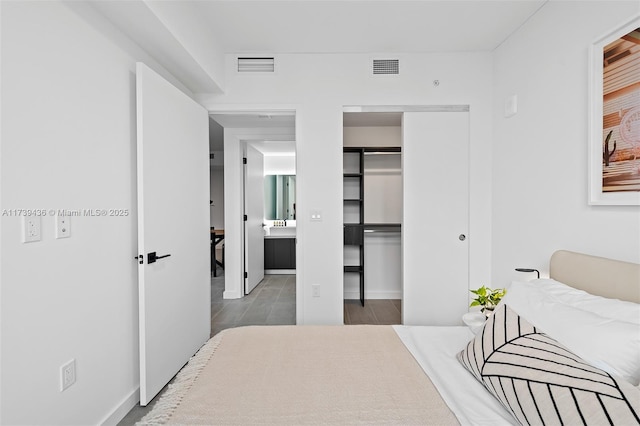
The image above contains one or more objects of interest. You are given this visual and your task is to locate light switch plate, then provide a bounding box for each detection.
[310,210,322,222]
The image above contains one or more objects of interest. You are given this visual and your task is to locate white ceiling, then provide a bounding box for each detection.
[210,113,295,129]
[251,141,297,155]
[193,0,547,54]
[197,1,549,154]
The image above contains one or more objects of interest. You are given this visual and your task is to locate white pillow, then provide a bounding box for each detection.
[524,278,640,324]
[501,281,640,386]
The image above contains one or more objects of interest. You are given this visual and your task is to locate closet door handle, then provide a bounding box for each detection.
[459,234,466,241]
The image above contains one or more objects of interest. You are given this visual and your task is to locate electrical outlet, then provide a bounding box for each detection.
[55,214,71,239]
[312,284,320,297]
[22,216,41,243]
[60,359,76,392]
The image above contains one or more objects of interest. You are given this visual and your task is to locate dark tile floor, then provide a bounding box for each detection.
[210,272,297,337]
[118,270,400,425]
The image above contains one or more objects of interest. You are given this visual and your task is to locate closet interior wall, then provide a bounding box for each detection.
[343,116,402,303]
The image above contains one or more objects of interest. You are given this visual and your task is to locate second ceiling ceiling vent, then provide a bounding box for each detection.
[372,59,400,75]
[237,57,275,73]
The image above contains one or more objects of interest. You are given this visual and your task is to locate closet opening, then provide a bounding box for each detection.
[343,112,402,325]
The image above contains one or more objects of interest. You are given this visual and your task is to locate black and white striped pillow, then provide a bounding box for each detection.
[457,304,640,425]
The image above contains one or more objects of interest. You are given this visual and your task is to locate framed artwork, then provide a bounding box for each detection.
[589,17,640,205]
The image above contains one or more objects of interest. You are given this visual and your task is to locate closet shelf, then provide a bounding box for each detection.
[343,173,363,178]
[363,147,401,153]
[344,266,363,273]
[363,224,401,233]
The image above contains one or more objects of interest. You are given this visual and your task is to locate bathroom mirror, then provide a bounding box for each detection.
[264,175,296,220]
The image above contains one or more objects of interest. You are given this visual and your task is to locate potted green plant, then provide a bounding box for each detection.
[470,286,506,316]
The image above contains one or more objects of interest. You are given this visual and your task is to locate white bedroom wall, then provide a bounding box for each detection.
[0,2,194,424]
[492,1,640,286]
[201,52,494,324]
[343,126,401,147]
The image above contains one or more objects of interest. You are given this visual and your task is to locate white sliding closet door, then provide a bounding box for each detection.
[402,111,469,325]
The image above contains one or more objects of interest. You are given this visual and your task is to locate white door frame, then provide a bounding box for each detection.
[212,109,297,308]
[213,104,477,327]
[344,104,472,325]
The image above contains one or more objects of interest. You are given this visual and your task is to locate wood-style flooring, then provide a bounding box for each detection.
[344,298,402,325]
[118,270,400,425]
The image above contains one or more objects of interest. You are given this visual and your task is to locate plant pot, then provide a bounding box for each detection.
[483,307,495,318]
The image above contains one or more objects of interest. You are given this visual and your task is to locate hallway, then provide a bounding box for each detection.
[210,273,296,337]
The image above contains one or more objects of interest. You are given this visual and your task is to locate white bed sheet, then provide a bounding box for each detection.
[393,325,516,426]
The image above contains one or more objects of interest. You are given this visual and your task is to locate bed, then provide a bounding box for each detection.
[139,250,640,425]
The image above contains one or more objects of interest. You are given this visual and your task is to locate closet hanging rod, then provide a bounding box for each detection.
[363,151,401,155]
[364,229,401,233]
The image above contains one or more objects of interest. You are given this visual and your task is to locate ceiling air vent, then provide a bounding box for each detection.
[372,59,399,75]
[237,57,275,73]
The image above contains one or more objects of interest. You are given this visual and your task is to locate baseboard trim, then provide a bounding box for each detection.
[265,269,295,275]
[99,387,139,426]
[223,290,242,299]
[344,291,402,300]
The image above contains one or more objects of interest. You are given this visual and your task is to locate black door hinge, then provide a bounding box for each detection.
[243,157,247,164]
[244,214,248,221]
[244,271,248,279]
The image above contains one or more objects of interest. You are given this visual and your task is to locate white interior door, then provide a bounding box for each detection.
[402,110,469,325]
[136,62,210,405]
[244,144,265,294]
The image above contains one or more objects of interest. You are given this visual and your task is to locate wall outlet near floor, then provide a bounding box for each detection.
[312,284,320,297]
[60,359,76,392]
[22,216,41,243]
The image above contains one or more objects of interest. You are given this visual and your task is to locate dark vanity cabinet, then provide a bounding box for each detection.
[264,238,296,269]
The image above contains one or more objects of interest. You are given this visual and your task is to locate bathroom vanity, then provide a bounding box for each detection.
[264,224,296,273]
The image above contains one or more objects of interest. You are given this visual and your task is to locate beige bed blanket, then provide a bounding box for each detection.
[139,325,458,425]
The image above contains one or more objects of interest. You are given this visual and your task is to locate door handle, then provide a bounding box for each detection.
[459,234,466,241]
[147,251,171,264]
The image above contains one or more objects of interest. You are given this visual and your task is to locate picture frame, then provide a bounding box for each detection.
[588,16,640,205]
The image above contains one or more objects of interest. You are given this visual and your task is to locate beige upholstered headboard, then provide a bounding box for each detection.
[550,250,640,303]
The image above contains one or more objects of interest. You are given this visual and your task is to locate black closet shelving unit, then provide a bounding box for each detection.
[343,146,401,306]
[343,147,365,306]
